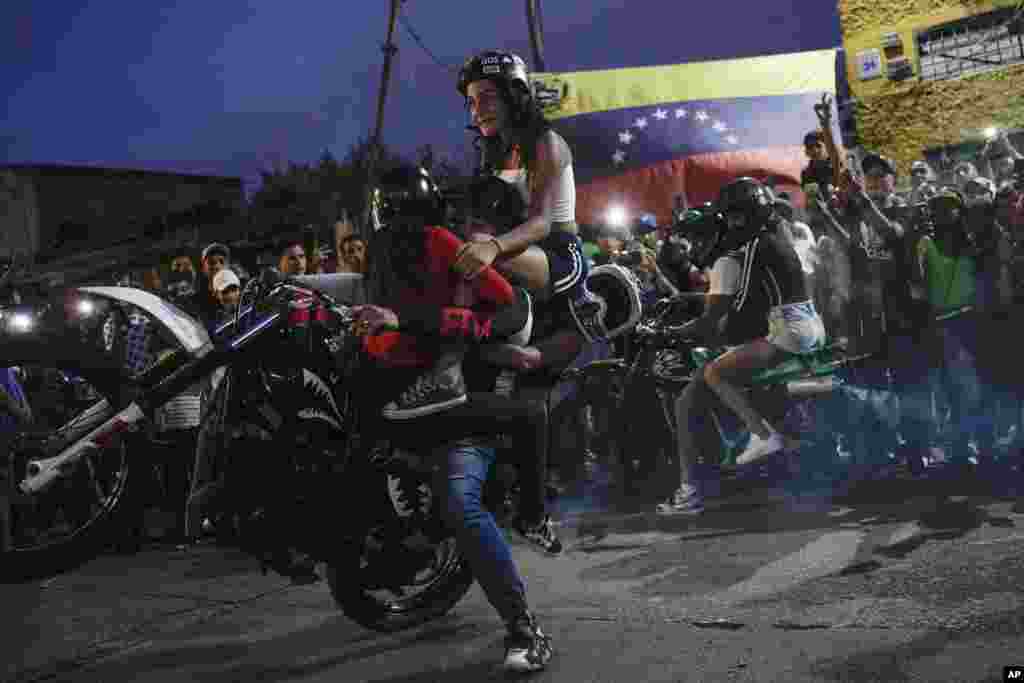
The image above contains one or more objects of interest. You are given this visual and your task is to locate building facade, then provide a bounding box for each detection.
[0,164,244,264]
[839,0,1024,175]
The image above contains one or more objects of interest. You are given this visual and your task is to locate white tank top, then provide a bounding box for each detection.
[497,163,576,225]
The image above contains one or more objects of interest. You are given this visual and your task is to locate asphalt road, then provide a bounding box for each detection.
[4,471,1024,683]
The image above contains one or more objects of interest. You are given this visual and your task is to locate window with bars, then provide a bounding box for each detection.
[917,6,1024,81]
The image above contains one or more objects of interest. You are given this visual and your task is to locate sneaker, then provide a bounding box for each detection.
[517,515,563,555]
[656,483,704,515]
[735,431,786,466]
[504,613,553,673]
[382,363,467,420]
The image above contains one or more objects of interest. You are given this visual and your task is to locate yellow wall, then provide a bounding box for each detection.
[839,0,1024,174]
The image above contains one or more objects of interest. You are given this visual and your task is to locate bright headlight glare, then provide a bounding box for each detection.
[606,205,627,228]
[9,313,33,332]
[77,299,95,316]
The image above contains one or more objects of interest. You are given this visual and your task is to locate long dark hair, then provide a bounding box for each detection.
[475,78,553,180]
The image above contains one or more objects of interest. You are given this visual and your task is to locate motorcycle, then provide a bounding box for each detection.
[0,267,635,635]
[562,293,882,496]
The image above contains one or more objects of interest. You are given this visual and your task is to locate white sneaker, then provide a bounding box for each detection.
[736,432,786,466]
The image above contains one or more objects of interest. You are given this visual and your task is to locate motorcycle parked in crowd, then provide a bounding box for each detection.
[0,263,642,634]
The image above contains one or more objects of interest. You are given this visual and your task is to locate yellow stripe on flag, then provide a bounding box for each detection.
[533,49,837,120]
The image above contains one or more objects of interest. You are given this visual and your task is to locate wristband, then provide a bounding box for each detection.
[489,236,503,256]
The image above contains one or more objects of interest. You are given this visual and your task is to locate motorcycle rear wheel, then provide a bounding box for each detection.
[325,530,474,633]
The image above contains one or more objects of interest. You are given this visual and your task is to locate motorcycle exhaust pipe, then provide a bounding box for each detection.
[785,376,838,398]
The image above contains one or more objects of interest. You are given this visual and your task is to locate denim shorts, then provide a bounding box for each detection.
[766,301,826,354]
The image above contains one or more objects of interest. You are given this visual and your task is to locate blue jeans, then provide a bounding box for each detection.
[929,316,993,452]
[434,444,528,624]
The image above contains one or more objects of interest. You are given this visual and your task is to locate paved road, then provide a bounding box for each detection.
[4,474,1024,682]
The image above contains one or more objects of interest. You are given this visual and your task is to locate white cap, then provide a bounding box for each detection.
[212,269,240,293]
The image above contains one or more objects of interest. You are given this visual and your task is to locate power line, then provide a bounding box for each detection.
[398,8,458,72]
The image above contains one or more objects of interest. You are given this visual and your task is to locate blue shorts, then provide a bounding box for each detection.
[539,230,587,301]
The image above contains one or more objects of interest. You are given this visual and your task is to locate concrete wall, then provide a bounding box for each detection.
[839,0,1024,173]
[0,171,40,259]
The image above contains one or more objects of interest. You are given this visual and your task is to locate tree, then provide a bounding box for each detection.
[247,139,467,238]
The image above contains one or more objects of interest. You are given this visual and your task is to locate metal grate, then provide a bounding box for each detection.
[917,6,1024,81]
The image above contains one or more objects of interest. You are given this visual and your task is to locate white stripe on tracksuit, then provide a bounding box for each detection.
[552,242,583,296]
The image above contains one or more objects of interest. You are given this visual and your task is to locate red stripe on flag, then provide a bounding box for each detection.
[573,145,811,227]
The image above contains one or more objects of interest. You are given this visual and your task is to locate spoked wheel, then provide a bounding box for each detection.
[1,362,132,583]
[325,467,474,633]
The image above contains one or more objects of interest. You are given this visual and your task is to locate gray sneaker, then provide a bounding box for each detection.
[656,483,704,515]
[504,613,554,673]
[382,363,467,420]
[517,514,563,555]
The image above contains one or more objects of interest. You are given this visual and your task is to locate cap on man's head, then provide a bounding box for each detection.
[803,131,824,146]
[861,152,896,177]
[212,269,241,294]
[202,242,230,262]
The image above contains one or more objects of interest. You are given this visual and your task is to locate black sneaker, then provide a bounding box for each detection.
[504,613,553,673]
[382,363,467,420]
[517,514,563,555]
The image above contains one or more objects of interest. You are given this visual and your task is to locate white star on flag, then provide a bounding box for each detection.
[675,108,688,118]
[695,110,709,122]
[712,121,728,132]
[725,135,739,145]
[634,117,648,129]
[612,149,626,164]
[618,130,634,144]
[653,109,668,120]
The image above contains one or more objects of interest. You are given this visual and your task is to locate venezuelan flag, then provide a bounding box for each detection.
[532,49,839,227]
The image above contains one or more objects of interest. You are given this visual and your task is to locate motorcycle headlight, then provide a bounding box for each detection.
[6,312,34,333]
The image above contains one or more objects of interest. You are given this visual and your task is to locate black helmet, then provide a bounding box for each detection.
[927,188,966,229]
[466,175,527,234]
[676,203,727,269]
[370,164,445,232]
[457,50,531,98]
[717,177,776,234]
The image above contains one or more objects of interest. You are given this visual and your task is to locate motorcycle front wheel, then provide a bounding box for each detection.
[0,346,135,583]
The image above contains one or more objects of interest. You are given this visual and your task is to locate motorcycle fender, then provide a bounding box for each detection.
[79,286,211,355]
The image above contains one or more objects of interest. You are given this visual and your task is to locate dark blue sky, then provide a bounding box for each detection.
[1,1,841,184]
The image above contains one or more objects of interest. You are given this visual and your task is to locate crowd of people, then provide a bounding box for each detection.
[7,48,1024,674]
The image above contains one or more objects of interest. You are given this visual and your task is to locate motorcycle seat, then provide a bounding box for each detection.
[749,340,848,385]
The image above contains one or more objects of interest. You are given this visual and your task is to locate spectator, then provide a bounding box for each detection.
[908,160,939,206]
[982,131,1022,185]
[170,249,195,277]
[191,243,230,327]
[142,267,162,293]
[914,189,995,472]
[593,225,629,266]
[953,161,980,191]
[800,130,834,196]
[336,235,368,274]
[211,269,242,321]
[278,239,307,276]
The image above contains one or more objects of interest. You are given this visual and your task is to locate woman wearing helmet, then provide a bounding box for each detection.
[674,178,827,478]
[454,50,601,356]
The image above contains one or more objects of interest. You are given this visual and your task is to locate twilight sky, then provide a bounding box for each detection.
[1,1,841,186]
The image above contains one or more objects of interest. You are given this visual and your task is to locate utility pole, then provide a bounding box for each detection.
[525,0,546,72]
[363,0,403,237]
